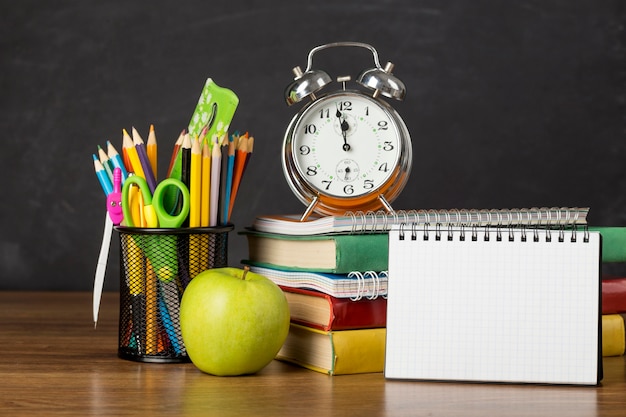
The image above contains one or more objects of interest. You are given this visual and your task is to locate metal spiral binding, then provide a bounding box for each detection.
[347,270,387,300]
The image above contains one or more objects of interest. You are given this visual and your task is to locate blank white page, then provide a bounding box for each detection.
[385,227,601,385]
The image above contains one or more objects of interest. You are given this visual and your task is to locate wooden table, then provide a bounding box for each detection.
[1,292,624,416]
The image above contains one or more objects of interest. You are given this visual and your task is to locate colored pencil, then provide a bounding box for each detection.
[132,127,157,193]
[167,130,185,178]
[201,141,211,227]
[93,154,113,195]
[209,136,222,227]
[106,140,129,182]
[189,136,202,227]
[121,131,134,173]
[97,145,114,182]
[179,133,192,226]
[221,135,236,225]
[227,134,250,221]
[145,260,158,355]
[147,124,158,180]
[123,129,144,178]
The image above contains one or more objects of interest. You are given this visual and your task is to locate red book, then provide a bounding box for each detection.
[280,286,387,331]
[603,276,626,315]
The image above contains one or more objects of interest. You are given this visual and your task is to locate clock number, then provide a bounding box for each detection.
[337,101,352,111]
[343,184,354,195]
[379,162,389,172]
[319,108,329,119]
[321,180,332,190]
[299,145,311,155]
[364,106,369,116]
[377,121,388,130]
[304,124,316,134]
[363,179,374,189]
[306,166,318,176]
[383,141,394,151]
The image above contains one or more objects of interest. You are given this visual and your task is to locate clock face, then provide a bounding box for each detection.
[289,91,402,200]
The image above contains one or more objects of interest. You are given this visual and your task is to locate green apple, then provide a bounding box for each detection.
[180,266,290,376]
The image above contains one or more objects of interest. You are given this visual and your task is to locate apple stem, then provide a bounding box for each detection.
[242,265,250,280]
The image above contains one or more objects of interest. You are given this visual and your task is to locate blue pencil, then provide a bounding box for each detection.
[93,154,113,195]
[222,135,236,225]
[106,140,129,182]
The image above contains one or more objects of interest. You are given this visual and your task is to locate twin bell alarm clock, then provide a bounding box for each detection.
[281,42,413,220]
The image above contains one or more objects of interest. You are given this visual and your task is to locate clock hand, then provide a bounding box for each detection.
[336,110,351,151]
[344,166,351,180]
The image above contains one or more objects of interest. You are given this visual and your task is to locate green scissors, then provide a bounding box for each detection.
[122,176,190,228]
[121,176,190,282]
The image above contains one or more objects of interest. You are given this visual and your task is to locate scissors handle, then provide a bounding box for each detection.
[152,178,190,228]
[121,175,156,227]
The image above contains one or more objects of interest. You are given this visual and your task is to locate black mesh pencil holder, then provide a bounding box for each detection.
[116,225,233,363]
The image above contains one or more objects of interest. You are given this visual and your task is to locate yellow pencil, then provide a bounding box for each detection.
[201,141,211,227]
[189,136,202,227]
[123,129,145,179]
[145,260,158,355]
[147,124,158,179]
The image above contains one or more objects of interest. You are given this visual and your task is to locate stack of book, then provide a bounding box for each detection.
[241,214,390,375]
[241,211,626,376]
[601,275,626,356]
[590,226,626,357]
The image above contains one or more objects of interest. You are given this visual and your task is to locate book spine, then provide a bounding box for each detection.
[283,287,387,331]
[602,314,626,357]
[333,233,388,273]
[602,277,626,314]
[330,328,386,375]
[325,296,387,330]
[589,227,626,262]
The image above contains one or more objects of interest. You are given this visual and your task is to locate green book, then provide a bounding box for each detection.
[588,227,626,262]
[240,230,388,274]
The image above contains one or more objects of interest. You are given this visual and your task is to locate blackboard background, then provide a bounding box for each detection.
[1,0,624,290]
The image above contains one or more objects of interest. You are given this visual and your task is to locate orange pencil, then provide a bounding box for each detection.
[227,135,250,221]
[147,124,158,179]
[167,130,185,178]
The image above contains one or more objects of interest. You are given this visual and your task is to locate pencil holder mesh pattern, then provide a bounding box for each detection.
[116,225,233,363]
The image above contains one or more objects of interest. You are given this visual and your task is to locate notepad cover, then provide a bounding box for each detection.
[385,228,602,385]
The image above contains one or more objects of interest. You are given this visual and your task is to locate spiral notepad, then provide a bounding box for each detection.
[385,225,602,385]
[252,207,589,235]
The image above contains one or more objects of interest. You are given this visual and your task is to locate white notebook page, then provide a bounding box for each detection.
[385,227,601,385]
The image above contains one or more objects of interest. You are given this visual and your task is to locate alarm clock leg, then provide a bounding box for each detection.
[300,196,320,221]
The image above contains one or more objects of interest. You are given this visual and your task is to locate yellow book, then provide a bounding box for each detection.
[602,314,626,356]
[276,323,385,375]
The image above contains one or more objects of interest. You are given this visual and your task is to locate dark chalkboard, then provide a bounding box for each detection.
[1,0,624,290]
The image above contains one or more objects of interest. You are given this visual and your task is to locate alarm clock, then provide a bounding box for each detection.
[282,42,413,220]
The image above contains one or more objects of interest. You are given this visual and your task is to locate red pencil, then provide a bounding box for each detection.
[167,129,185,178]
[227,134,250,221]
